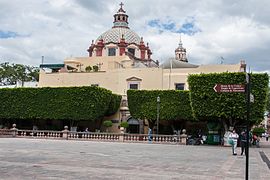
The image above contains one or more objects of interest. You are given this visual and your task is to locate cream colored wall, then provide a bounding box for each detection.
[64,55,133,72]
[39,62,242,94]
[39,67,163,95]
[161,63,242,90]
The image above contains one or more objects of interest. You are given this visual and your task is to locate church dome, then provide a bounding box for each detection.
[96,27,140,44]
[87,3,153,60]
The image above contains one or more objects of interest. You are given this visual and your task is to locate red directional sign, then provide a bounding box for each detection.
[213,84,246,93]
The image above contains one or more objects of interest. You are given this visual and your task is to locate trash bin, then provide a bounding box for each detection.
[207,131,220,145]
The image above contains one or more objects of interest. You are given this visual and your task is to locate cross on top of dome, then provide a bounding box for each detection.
[118,2,126,13]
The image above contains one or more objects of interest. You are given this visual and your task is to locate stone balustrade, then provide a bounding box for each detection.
[1,124,188,145]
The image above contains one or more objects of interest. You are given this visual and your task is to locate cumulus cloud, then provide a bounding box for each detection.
[0,0,269,73]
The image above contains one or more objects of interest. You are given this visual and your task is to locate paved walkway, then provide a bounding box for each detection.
[0,138,269,180]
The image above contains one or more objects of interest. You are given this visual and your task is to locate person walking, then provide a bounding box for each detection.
[229,130,239,155]
[240,130,247,155]
[265,132,269,141]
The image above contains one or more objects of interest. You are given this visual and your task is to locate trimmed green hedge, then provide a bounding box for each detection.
[188,72,269,127]
[105,94,122,116]
[127,90,194,127]
[0,86,121,121]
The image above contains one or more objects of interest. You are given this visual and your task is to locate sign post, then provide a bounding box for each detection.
[213,84,245,93]
[213,80,251,180]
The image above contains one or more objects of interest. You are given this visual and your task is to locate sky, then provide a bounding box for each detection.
[0,0,270,73]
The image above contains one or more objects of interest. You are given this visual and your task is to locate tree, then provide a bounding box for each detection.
[13,64,29,86]
[267,87,270,113]
[0,62,17,85]
[26,66,39,82]
[188,72,269,131]
[0,62,39,86]
[127,90,194,129]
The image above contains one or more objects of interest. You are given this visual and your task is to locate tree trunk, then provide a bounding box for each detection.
[148,120,155,130]
[222,120,228,132]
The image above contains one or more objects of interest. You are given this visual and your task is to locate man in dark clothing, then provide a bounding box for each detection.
[240,130,247,155]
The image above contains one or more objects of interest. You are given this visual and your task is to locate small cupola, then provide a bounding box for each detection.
[175,36,188,62]
[113,2,129,28]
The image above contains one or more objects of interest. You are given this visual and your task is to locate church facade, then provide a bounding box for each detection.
[39,3,246,133]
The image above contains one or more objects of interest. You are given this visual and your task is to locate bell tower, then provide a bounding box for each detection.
[175,35,188,62]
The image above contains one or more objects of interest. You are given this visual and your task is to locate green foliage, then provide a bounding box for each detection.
[93,65,98,72]
[85,66,92,72]
[0,86,120,121]
[105,94,121,116]
[127,90,194,126]
[103,120,113,127]
[188,72,269,127]
[120,121,129,128]
[0,62,39,86]
[250,73,269,124]
[252,127,265,136]
[267,87,270,113]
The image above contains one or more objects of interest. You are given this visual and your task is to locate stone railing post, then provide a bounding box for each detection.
[10,124,18,137]
[119,127,124,142]
[180,129,187,145]
[62,126,69,140]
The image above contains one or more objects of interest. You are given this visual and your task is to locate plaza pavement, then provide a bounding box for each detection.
[0,138,269,180]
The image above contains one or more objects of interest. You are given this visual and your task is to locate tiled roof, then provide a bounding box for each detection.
[96,27,140,44]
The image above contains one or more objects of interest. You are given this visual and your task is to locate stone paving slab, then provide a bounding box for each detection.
[0,138,269,180]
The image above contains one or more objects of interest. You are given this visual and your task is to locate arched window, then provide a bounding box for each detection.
[128,48,135,56]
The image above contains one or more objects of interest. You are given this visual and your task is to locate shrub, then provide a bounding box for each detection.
[103,120,113,128]
[252,127,265,136]
[85,66,92,72]
[120,121,129,128]
[93,65,98,72]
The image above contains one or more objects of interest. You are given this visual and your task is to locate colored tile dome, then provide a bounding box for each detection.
[96,27,140,44]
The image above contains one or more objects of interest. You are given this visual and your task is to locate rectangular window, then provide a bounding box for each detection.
[175,83,185,90]
[108,48,116,56]
[129,83,138,89]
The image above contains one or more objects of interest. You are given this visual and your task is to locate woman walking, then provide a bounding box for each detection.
[229,130,239,155]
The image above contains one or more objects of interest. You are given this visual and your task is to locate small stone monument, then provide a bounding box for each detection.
[180,129,187,145]
[10,124,18,137]
[62,126,69,140]
[119,127,125,142]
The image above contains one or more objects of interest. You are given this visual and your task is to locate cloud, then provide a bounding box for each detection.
[0,0,269,74]
[147,17,201,35]
[0,30,19,39]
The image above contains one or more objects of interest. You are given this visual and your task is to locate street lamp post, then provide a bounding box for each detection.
[245,73,250,180]
[157,96,160,135]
